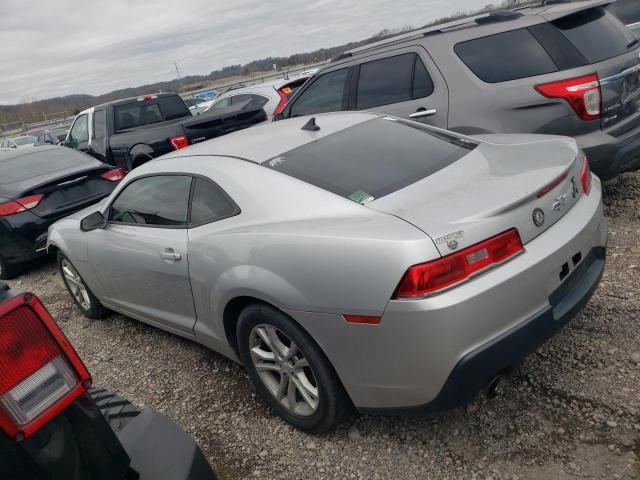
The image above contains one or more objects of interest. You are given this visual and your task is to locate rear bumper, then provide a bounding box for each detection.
[576,125,640,180]
[362,246,605,415]
[0,212,54,264]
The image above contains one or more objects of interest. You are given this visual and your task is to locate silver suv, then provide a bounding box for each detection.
[276,0,640,181]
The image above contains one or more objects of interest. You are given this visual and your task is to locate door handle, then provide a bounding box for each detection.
[160,248,182,262]
[409,109,437,119]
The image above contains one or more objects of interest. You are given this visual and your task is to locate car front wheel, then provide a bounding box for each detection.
[57,252,107,319]
[237,304,350,433]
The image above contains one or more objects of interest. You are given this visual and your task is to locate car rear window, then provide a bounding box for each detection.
[114,96,190,131]
[455,28,559,83]
[551,8,636,64]
[455,8,636,83]
[262,117,475,202]
[0,148,98,184]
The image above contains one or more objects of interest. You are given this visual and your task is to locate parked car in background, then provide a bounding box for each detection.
[0,282,216,480]
[629,22,640,36]
[1,135,37,149]
[189,100,215,116]
[608,0,640,25]
[0,146,125,279]
[203,76,310,119]
[49,112,606,433]
[37,127,70,145]
[64,92,266,171]
[276,1,640,182]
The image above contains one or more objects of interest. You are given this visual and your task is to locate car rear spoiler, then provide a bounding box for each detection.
[539,0,615,21]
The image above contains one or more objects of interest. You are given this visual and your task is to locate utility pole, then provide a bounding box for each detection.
[174,62,184,92]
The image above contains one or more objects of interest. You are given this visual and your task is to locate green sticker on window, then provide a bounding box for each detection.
[349,190,375,205]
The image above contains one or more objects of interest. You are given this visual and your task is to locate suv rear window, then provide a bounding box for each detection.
[455,28,558,83]
[262,117,474,202]
[289,69,349,117]
[552,8,636,64]
[114,96,190,131]
[456,8,636,83]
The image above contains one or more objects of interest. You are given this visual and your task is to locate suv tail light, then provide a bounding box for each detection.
[535,74,601,121]
[0,194,44,217]
[580,152,592,195]
[0,293,91,439]
[170,135,189,150]
[393,229,524,299]
[100,168,127,182]
[272,89,290,117]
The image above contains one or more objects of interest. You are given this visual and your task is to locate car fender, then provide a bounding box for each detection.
[128,144,155,170]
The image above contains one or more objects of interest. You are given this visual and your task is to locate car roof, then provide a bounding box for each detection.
[215,76,310,98]
[0,144,57,160]
[162,112,378,164]
[331,0,612,63]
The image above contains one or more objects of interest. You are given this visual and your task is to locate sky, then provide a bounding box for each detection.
[0,0,492,105]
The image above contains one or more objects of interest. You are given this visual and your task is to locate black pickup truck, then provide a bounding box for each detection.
[0,281,216,480]
[64,93,266,171]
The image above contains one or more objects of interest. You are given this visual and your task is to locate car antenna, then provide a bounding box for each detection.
[301,117,320,132]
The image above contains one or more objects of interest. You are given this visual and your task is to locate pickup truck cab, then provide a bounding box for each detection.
[64,93,265,171]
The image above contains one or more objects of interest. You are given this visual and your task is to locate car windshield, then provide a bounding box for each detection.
[262,117,475,202]
[14,136,37,146]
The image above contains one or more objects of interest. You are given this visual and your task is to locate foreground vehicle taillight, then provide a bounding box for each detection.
[272,89,290,117]
[0,293,91,439]
[169,135,189,150]
[535,74,601,121]
[100,167,127,182]
[393,229,524,299]
[0,194,44,217]
[580,152,592,195]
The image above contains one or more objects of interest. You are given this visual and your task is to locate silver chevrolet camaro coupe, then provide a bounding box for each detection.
[48,112,608,433]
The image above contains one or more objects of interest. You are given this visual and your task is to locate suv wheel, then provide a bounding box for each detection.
[57,252,107,319]
[237,304,350,433]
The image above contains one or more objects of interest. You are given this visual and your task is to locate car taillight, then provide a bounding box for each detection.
[0,194,44,217]
[535,74,601,121]
[272,89,290,117]
[580,152,592,195]
[170,135,189,150]
[0,293,91,439]
[100,168,127,182]
[393,229,524,299]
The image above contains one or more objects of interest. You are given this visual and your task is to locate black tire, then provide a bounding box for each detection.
[0,256,21,280]
[237,304,350,434]
[57,251,107,319]
[88,388,140,433]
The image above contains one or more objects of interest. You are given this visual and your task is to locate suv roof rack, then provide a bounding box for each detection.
[475,10,523,24]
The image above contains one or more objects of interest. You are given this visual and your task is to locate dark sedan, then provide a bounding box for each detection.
[0,146,125,278]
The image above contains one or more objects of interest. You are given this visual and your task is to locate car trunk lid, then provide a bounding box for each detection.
[368,135,583,256]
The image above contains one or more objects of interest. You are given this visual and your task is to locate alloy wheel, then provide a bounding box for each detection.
[249,324,319,416]
[61,259,91,310]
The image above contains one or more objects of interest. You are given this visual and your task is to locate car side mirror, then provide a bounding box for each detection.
[80,211,106,232]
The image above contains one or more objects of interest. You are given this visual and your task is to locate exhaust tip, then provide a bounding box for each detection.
[486,375,505,399]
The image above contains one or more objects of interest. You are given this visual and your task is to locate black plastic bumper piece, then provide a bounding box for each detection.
[117,407,216,480]
[361,246,606,416]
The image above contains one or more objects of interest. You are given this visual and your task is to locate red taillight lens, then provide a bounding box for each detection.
[535,74,601,121]
[343,315,382,325]
[0,194,44,217]
[100,168,127,182]
[393,229,524,299]
[580,153,592,195]
[272,89,290,117]
[169,135,189,150]
[0,293,91,439]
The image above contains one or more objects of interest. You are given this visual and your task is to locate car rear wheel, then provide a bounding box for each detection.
[57,252,107,319]
[237,304,350,433]
[0,255,21,280]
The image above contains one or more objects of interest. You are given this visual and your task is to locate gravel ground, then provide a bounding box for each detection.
[7,173,640,480]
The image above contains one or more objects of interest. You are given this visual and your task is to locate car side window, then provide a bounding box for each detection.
[189,177,239,226]
[210,98,232,110]
[109,175,192,227]
[289,68,349,117]
[68,114,89,146]
[356,53,434,110]
[93,110,106,139]
[249,95,269,109]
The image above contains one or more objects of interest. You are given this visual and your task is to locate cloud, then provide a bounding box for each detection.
[0,0,489,104]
